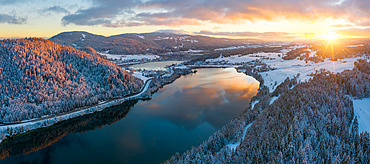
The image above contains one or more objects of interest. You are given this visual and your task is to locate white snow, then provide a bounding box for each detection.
[261,56,366,92]
[226,142,240,150]
[347,44,364,47]
[206,52,367,92]
[185,49,203,53]
[206,52,280,64]
[353,98,370,133]
[226,122,253,151]
[241,123,253,140]
[308,50,318,58]
[250,100,259,109]
[137,35,145,39]
[270,96,280,105]
[174,64,238,69]
[99,52,160,61]
[154,36,198,43]
[280,45,307,55]
[162,69,174,78]
[214,44,265,51]
[132,71,149,82]
[215,45,248,51]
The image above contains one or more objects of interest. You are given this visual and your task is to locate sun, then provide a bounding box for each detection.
[318,31,341,41]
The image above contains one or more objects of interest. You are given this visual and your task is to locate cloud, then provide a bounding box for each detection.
[338,28,370,37]
[195,30,295,39]
[40,6,70,15]
[331,24,356,28]
[154,29,188,34]
[61,0,370,29]
[0,0,26,5]
[0,13,26,24]
[62,0,141,26]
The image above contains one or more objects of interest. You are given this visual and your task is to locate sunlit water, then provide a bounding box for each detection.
[128,60,185,70]
[0,68,259,164]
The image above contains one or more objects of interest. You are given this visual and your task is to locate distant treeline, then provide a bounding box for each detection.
[50,31,255,55]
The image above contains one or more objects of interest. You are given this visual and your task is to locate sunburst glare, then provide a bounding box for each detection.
[318,31,342,41]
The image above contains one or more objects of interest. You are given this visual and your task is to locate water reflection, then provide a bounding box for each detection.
[0,68,259,164]
[0,101,137,163]
[138,68,259,129]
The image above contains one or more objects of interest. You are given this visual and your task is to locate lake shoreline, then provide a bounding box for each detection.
[0,68,195,144]
[0,67,259,163]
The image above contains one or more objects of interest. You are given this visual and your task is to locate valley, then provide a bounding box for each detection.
[2,0,370,163]
[0,32,369,163]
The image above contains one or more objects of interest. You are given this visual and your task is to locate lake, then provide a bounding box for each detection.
[0,68,259,164]
[128,60,186,70]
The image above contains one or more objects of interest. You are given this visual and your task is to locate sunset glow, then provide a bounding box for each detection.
[0,0,369,40]
[318,31,342,41]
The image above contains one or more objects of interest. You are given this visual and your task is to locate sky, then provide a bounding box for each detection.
[0,0,369,40]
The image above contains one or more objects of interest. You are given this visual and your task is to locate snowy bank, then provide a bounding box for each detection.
[204,51,368,92]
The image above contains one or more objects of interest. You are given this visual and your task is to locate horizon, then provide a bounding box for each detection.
[0,0,369,41]
[0,1,370,162]
[1,30,370,43]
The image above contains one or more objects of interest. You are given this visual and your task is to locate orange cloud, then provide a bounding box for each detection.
[337,28,370,38]
[195,30,296,39]
[58,0,370,39]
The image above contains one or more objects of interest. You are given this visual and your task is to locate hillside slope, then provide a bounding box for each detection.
[49,31,255,54]
[0,38,143,123]
[167,60,370,163]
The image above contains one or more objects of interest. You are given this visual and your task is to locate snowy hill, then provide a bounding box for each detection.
[49,31,164,55]
[49,31,256,54]
[0,38,143,123]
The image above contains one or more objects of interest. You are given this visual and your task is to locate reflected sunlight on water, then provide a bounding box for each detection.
[0,68,259,164]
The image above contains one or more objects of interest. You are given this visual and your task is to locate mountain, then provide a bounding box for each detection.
[0,38,143,123]
[49,31,256,54]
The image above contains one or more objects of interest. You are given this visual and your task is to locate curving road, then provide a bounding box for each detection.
[0,79,152,127]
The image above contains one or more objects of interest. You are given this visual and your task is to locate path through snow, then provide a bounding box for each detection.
[226,122,253,150]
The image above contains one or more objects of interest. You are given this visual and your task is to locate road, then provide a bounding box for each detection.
[0,79,152,127]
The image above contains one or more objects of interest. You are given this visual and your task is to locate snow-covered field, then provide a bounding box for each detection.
[353,98,370,133]
[206,51,368,92]
[132,71,150,82]
[99,52,160,61]
[206,53,275,64]
[261,56,365,91]
[214,45,260,51]
[154,36,198,43]
[347,44,364,47]
[182,49,204,53]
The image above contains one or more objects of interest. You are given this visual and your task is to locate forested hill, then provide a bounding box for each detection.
[49,31,254,54]
[167,60,370,163]
[0,38,143,123]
